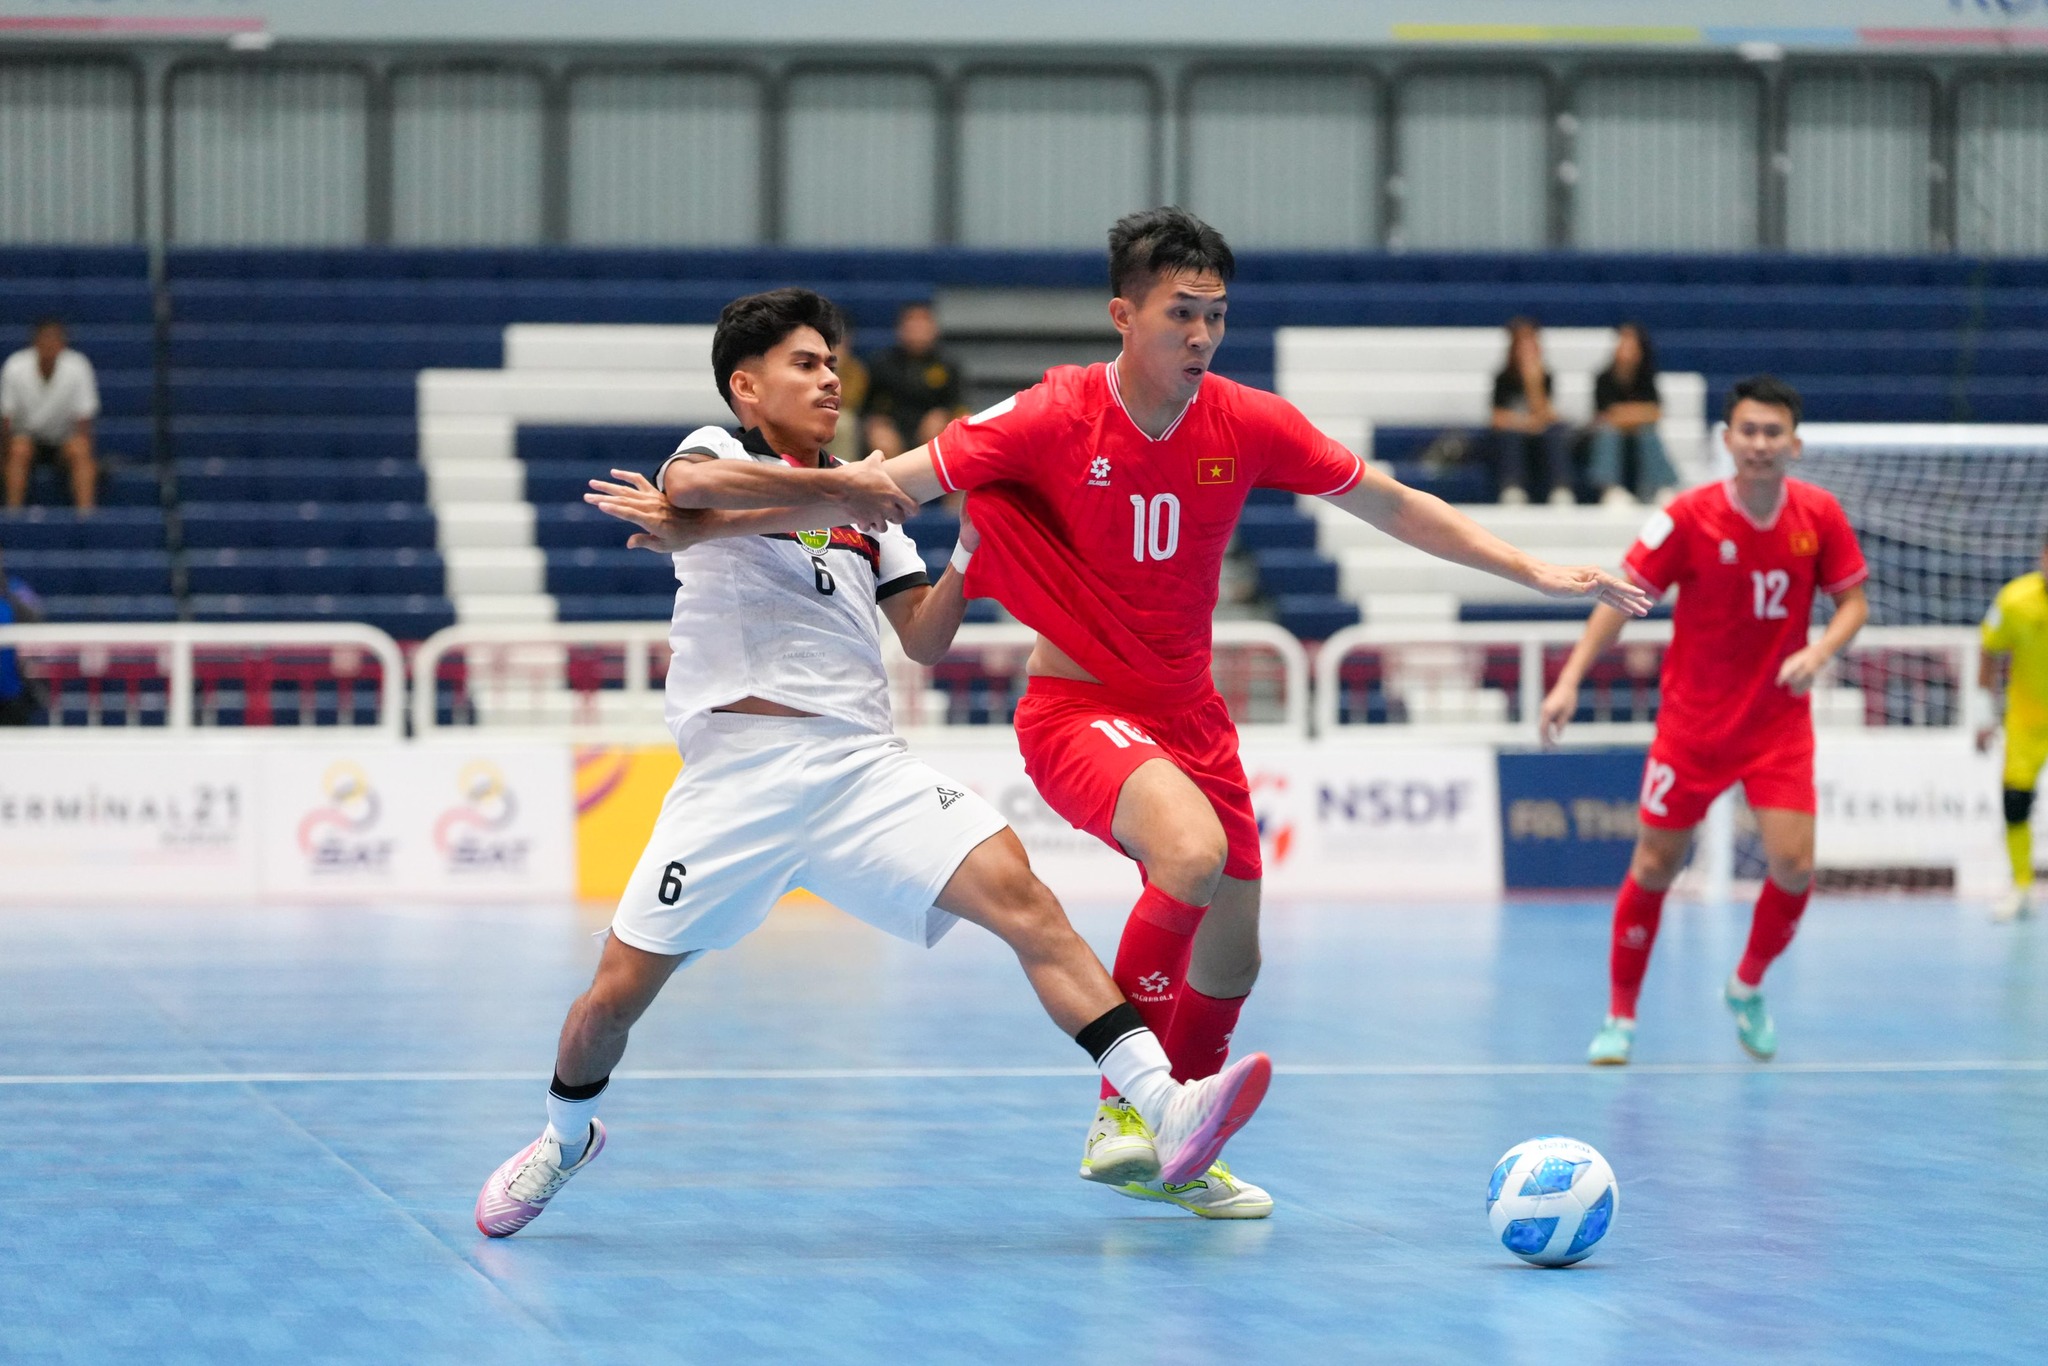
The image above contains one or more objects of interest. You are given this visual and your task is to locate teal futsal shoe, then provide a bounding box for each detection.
[1724,980,1778,1061]
[1586,1015,1635,1066]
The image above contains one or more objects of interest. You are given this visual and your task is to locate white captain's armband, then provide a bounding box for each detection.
[1635,508,1676,551]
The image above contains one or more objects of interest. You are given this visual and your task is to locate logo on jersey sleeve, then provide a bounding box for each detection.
[1788,529,1819,557]
[1196,456,1237,484]
[1719,538,1739,564]
[936,786,964,810]
[1087,455,1113,487]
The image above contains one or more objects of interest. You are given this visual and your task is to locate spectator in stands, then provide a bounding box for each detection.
[1487,317,1575,506]
[1587,322,1680,508]
[2,317,100,513]
[0,544,44,726]
[862,302,963,459]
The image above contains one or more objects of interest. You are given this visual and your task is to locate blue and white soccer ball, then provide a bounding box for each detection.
[1485,1136,1618,1267]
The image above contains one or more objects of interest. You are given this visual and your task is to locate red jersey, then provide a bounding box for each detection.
[930,363,1364,705]
[1624,477,1867,756]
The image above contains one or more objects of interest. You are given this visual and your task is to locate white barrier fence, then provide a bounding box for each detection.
[0,619,2017,903]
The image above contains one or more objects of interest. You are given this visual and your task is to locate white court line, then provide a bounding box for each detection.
[1,1060,2044,1086]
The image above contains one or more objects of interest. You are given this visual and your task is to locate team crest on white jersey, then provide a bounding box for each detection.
[797,529,831,552]
[1087,456,1112,487]
[1719,538,1739,564]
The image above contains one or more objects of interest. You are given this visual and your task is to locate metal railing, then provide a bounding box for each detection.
[0,622,407,740]
[1316,621,1984,744]
[408,619,1313,741]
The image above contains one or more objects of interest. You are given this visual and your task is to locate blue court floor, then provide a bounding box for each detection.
[3,893,2044,1365]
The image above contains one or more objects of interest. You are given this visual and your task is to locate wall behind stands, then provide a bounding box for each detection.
[4,47,2048,253]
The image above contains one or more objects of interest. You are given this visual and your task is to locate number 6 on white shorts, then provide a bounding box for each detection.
[1640,760,1676,817]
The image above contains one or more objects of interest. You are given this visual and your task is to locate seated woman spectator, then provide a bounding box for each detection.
[1487,317,1575,506]
[1587,322,1680,507]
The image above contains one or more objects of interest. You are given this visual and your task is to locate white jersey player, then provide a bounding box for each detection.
[476,288,1271,1237]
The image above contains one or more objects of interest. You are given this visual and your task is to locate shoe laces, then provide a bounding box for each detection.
[505,1141,572,1204]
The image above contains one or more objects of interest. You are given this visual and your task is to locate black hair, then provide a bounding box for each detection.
[897,300,935,321]
[1725,374,1803,426]
[711,288,845,413]
[1615,320,1657,376]
[1107,207,1235,302]
[1506,315,1540,333]
[31,315,63,336]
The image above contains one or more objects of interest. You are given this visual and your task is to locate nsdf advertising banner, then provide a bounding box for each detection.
[259,744,573,900]
[0,743,258,899]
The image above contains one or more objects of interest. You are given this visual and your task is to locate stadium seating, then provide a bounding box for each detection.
[5,246,2042,641]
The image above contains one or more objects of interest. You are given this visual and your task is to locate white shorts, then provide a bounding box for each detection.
[610,712,1009,958]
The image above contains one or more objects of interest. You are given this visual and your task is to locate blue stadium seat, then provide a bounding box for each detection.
[1233,505,1319,551]
[3,550,172,596]
[1271,594,1359,641]
[185,547,444,597]
[545,548,670,597]
[33,595,179,622]
[517,426,683,465]
[0,507,165,551]
[188,593,455,639]
[553,594,677,622]
[168,371,417,418]
[168,323,502,371]
[535,504,639,550]
[180,502,437,550]
[167,419,417,463]
[176,458,427,503]
[1253,548,1340,597]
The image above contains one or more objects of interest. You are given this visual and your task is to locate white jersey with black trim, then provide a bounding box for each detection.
[656,425,929,745]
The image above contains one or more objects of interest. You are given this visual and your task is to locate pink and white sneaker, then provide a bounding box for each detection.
[1151,1053,1272,1185]
[474,1120,606,1238]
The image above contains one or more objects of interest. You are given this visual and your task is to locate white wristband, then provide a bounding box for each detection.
[949,542,974,575]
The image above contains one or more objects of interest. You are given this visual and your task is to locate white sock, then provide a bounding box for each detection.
[1726,975,1760,1001]
[545,1085,604,1165]
[1098,1030,1179,1133]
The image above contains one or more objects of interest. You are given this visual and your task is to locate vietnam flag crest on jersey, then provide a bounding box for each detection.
[1197,456,1237,484]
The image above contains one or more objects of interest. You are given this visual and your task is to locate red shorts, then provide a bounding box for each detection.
[1012,677,1262,881]
[1638,727,1815,830]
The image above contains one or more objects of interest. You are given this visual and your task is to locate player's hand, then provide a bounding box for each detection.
[586,470,706,553]
[1775,645,1828,696]
[829,452,918,532]
[1530,563,1654,617]
[1539,682,1579,747]
[1975,724,2000,754]
[956,501,979,553]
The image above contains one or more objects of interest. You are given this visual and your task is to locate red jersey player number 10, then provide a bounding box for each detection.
[928,361,1364,707]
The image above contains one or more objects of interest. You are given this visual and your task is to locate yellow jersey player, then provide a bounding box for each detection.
[1979,534,2048,922]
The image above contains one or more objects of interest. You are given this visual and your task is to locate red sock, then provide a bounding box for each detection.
[1100,884,1204,1098]
[1736,879,1810,987]
[1609,875,1667,1020]
[1162,985,1245,1082]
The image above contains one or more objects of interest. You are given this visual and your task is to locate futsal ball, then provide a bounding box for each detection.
[1485,1136,1618,1267]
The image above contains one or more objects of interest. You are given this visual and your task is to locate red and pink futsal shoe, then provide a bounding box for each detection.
[474,1120,607,1238]
[1151,1052,1272,1185]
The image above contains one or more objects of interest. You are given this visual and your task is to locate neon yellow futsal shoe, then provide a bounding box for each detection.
[1079,1096,1160,1186]
[1116,1161,1274,1220]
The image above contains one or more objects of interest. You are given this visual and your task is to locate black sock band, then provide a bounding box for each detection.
[1075,1002,1149,1065]
[549,1072,609,1102]
[2005,788,2036,826]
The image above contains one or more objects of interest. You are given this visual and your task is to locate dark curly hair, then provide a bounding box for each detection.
[711,288,845,413]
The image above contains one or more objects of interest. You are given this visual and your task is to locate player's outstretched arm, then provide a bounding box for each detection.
[880,504,979,665]
[1777,582,1869,697]
[1539,603,1633,746]
[1324,466,1654,616]
[662,449,917,527]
